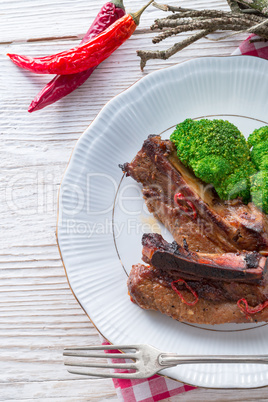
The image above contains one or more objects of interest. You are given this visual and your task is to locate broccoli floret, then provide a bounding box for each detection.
[247,126,268,212]
[216,163,256,203]
[170,118,255,202]
[250,171,268,214]
[170,119,250,170]
[248,126,268,148]
[170,118,197,166]
[191,156,232,186]
[250,140,268,169]
[260,155,268,170]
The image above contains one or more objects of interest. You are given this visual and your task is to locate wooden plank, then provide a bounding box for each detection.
[0,0,229,43]
[0,378,118,400]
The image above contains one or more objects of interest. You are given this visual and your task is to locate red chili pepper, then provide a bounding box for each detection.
[237,298,268,319]
[28,1,125,113]
[174,192,197,219]
[171,279,199,306]
[8,0,153,76]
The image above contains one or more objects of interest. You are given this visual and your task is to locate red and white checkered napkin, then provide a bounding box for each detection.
[232,34,268,58]
[102,35,268,402]
[112,373,194,401]
[102,341,195,401]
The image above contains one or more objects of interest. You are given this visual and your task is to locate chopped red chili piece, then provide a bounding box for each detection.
[174,192,197,219]
[171,279,199,306]
[237,298,268,319]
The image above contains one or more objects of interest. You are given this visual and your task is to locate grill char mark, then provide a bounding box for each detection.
[143,233,267,285]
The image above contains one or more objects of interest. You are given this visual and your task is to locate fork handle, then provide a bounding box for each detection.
[159,354,268,367]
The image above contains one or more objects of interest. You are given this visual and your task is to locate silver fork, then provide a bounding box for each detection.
[63,344,268,379]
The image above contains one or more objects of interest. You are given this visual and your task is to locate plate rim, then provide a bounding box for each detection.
[56,55,268,389]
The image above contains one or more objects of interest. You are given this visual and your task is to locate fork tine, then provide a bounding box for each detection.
[66,368,142,379]
[63,351,136,359]
[64,361,136,370]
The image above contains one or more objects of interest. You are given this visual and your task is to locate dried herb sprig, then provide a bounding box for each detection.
[137,0,268,70]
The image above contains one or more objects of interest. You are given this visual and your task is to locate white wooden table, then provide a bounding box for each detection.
[1,0,268,400]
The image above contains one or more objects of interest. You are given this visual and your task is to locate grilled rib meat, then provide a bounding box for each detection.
[123,135,268,254]
[142,233,267,284]
[127,234,268,324]
[128,263,268,324]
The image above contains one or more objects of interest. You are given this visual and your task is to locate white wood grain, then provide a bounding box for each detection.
[1,0,228,43]
[1,0,268,400]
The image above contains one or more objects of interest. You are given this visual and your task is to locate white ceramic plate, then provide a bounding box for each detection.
[57,56,268,388]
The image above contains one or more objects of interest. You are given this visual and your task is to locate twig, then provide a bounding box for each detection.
[152,18,249,43]
[249,16,268,31]
[152,16,253,30]
[250,36,268,42]
[236,0,268,15]
[152,1,194,12]
[207,17,268,41]
[137,29,212,71]
[226,0,242,13]
[137,1,268,69]
[152,11,262,26]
